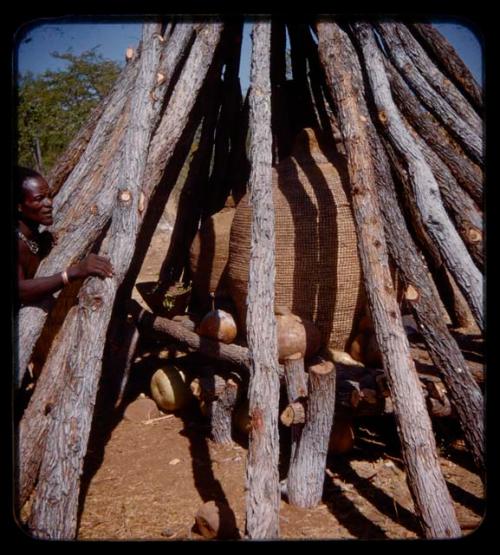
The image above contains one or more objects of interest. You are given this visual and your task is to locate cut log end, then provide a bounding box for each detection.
[280,401,306,427]
[309,358,334,375]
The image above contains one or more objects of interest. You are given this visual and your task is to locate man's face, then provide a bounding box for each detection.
[19,177,53,227]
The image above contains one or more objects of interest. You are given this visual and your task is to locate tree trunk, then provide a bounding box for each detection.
[362,103,485,471]
[384,58,483,206]
[17,305,80,511]
[156,74,223,296]
[283,357,308,462]
[398,109,483,271]
[375,22,483,166]
[191,373,240,444]
[381,138,476,329]
[26,23,224,540]
[16,23,199,385]
[408,22,483,113]
[390,23,481,137]
[51,54,141,217]
[47,87,111,196]
[286,359,335,508]
[205,22,244,215]
[318,22,461,538]
[271,22,292,162]
[244,22,281,540]
[356,24,483,332]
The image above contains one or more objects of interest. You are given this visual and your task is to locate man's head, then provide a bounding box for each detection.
[16,167,53,227]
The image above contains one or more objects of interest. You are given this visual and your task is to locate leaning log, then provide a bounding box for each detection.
[318,22,461,538]
[381,137,476,329]
[48,52,140,201]
[375,22,483,166]
[384,58,483,206]
[408,22,483,113]
[354,77,485,470]
[16,23,198,385]
[356,24,483,332]
[27,22,166,539]
[26,24,224,540]
[397,110,483,270]
[244,22,281,540]
[390,23,481,137]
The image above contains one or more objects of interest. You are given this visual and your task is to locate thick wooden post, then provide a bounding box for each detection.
[360,100,485,471]
[286,358,335,508]
[16,23,198,384]
[384,59,482,206]
[355,24,483,332]
[408,22,483,113]
[244,21,281,540]
[23,24,224,539]
[318,22,461,538]
[390,23,481,137]
[375,22,482,166]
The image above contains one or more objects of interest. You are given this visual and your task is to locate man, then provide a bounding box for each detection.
[16,166,114,305]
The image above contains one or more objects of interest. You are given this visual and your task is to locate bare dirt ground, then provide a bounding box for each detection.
[76,231,485,541]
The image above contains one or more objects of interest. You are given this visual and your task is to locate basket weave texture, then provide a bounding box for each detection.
[189,207,235,306]
[227,128,364,350]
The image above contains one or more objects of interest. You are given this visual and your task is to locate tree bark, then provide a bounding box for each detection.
[318,22,461,538]
[381,138,476,329]
[283,357,308,463]
[390,23,482,138]
[271,21,292,162]
[375,22,483,166]
[384,58,483,207]
[26,24,224,540]
[51,55,141,219]
[359,99,485,471]
[47,93,109,196]
[398,109,483,271]
[244,22,281,540]
[192,374,239,444]
[134,301,251,369]
[205,22,244,215]
[286,359,335,508]
[16,23,199,385]
[408,22,483,113]
[27,22,165,539]
[356,24,483,332]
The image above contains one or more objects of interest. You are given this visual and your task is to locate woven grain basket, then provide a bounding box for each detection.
[189,207,235,308]
[227,128,364,351]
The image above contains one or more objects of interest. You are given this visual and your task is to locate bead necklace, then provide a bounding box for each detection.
[17,229,39,255]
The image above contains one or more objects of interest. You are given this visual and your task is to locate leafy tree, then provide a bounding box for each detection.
[17,48,122,172]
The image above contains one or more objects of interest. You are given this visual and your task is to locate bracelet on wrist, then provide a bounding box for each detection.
[61,270,69,285]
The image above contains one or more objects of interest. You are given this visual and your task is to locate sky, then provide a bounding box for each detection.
[14,19,484,92]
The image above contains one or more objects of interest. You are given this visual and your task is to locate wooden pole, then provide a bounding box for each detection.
[244,21,281,540]
[47,52,140,198]
[318,21,461,538]
[286,358,335,508]
[381,137,476,329]
[408,22,483,113]
[390,23,481,137]
[356,91,485,471]
[398,109,483,270]
[24,24,224,539]
[384,58,483,207]
[16,23,198,384]
[375,22,483,166]
[356,24,483,332]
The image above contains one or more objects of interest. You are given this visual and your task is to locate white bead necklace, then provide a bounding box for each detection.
[17,229,39,255]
